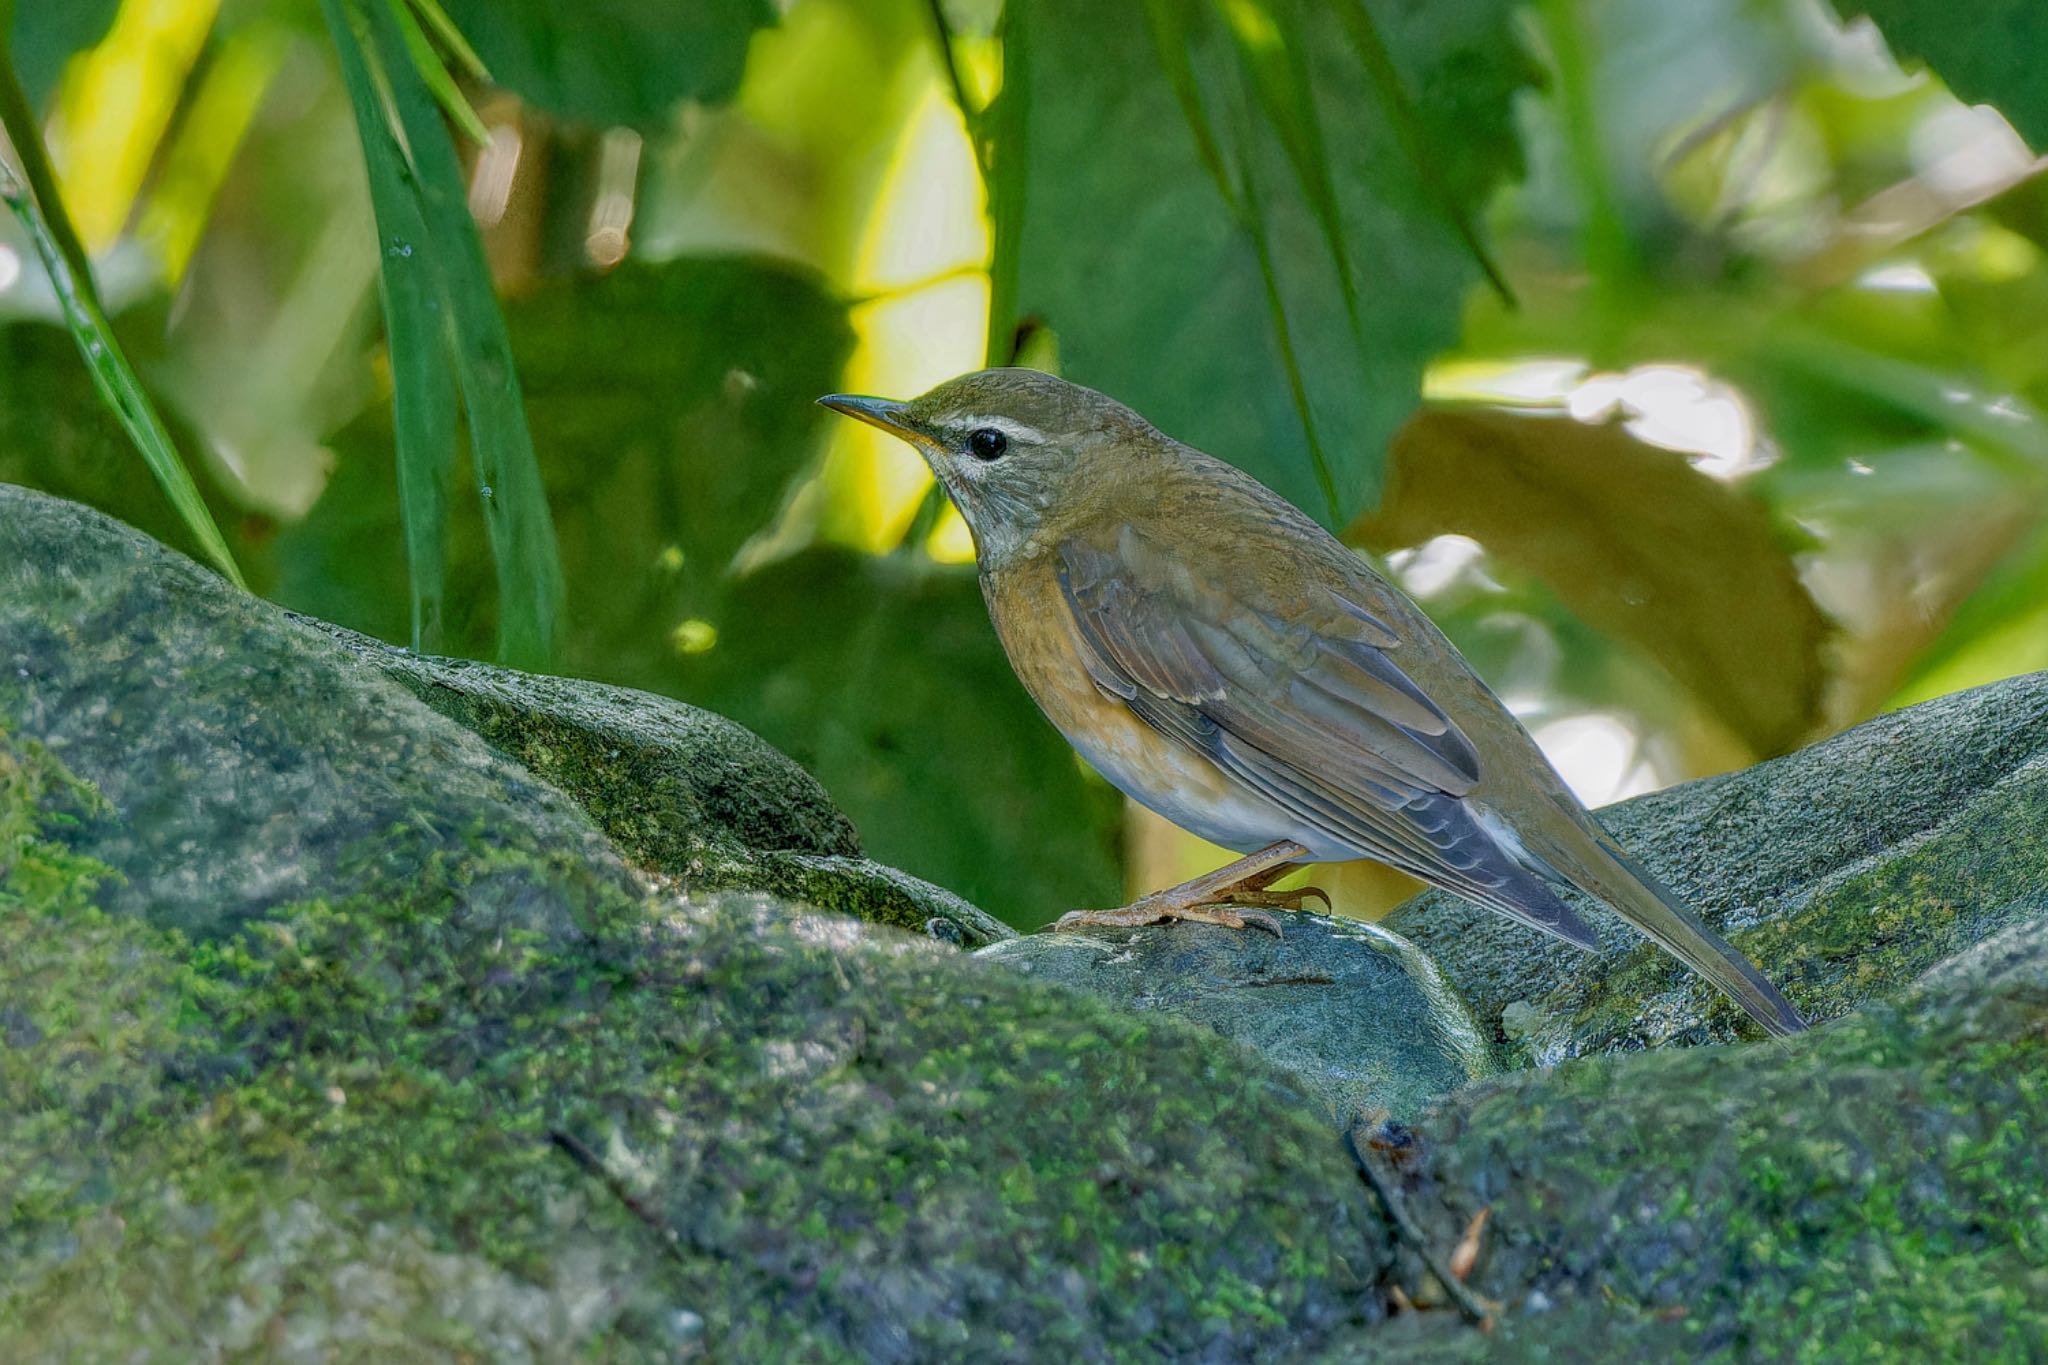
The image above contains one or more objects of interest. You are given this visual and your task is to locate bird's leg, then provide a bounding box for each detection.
[1053,840,1311,937]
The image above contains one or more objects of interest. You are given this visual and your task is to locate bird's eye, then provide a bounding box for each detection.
[966,427,1008,461]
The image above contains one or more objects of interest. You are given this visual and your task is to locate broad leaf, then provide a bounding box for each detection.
[998,0,1532,523]
[280,257,1114,924]
[1353,408,1830,755]
[1848,1,2048,148]
[8,0,120,108]
[437,0,775,129]
[281,256,851,664]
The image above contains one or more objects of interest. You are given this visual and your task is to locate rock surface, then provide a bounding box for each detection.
[1382,671,2048,1062]
[312,620,1011,947]
[9,482,2048,1359]
[981,912,1496,1123]
[1353,916,2048,1359]
[0,486,1383,1358]
[0,492,635,941]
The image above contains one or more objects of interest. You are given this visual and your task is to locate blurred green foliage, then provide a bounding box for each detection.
[5,0,120,107]
[284,256,849,661]
[1848,0,2048,147]
[1356,408,1829,755]
[1001,0,1532,520]
[4,0,2048,925]
[438,0,773,129]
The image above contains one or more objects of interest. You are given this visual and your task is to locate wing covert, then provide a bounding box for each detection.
[1054,531,1598,948]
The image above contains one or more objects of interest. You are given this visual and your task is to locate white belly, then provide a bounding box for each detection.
[1062,721,1368,863]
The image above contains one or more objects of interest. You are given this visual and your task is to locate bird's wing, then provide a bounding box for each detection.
[1056,527,1598,947]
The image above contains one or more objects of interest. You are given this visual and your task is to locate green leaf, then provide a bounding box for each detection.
[999,0,1532,524]
[1847,0,2048,149]
[403,0,487,80]
[434,0,775,129]
[6,0,119,108]
[505,261,848,600]
[356,0,565,668]
[1353,408,1830,756]
[1214,0,1367,359]
[385,0,491,146]
[678,550,1122,926]
[280,256,852,672]
[277,256,1113,922]
[0,168,245,589]
[321,0,458,652]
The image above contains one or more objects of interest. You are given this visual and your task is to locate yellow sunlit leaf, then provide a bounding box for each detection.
[137,23,288,282]
[49,0,224,252]
[813,79,991,552]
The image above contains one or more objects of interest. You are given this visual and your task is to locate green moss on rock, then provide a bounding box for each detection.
[0,740,1387,1357]
[0,487,1386,1357]
[1362,915,2048,1361]
[0,488,638,943]
[313,619,859,859]
[307,619,1011,947]
[17,483,2048,1360]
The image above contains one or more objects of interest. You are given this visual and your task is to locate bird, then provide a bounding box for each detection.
[819,369,1806,1037]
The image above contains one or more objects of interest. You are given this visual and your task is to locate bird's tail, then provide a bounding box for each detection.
[1539,818,1807,1037]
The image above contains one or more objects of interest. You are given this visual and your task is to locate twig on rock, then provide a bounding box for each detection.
[1345,1118,1497,1328]
[549,1127,686,1264]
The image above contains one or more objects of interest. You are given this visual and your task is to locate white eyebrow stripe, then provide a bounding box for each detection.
[952,414,1045,443]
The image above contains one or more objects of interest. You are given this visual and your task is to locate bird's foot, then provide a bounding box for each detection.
[1053,895,1284,938]
[1218,884,1329,914]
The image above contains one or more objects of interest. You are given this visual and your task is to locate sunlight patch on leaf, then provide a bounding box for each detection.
[1353,407,1829,756]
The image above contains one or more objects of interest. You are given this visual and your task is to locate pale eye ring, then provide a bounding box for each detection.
[966,427,1008,461]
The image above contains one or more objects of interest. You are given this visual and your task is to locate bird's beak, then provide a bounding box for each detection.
[817,393,921,442]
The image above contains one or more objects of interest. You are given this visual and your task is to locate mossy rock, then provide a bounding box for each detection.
[981,911,1496,1125]
[1382,672,2048,1060]
[1353,914,2048,1360]
[12,483,2048,1359]
[308,620,1011,947]
[0,489,636,942]
[0,486,1385,1357]
[0,731,1384,1358]
[308,617,863,860]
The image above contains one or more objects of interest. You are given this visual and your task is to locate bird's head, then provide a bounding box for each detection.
[819,368,1155,565]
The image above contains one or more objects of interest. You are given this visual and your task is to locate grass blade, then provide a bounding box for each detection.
[384,0,490,146]
[360,0,563,668]
[0,24,99,312]
[319,0,457,652]
[0,160,246,587]
[1531,0,1630,309]
[402,0,488,81]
